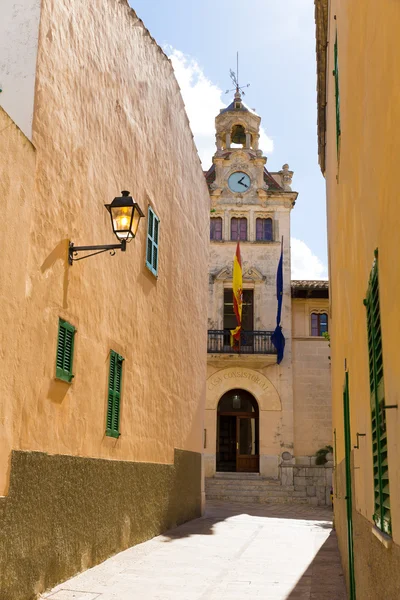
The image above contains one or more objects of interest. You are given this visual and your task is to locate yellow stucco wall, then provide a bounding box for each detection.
[325,0,400,542]
[0,108,37,493]
[292,298,332,457]
[0,0,209,495]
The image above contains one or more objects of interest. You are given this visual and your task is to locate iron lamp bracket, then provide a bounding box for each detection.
[68,239,127,265]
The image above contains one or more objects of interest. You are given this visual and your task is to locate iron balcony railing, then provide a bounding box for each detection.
[207,330,277,355]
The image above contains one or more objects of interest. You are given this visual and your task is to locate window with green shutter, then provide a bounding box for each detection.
[56,319,75,383]
[106,350,124,438]
[146,206,159,276]
[334,31,341,158]
[364,249,391,535]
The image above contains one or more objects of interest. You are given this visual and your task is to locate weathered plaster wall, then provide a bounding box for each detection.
[0,0,41,139]
[322,0,400,593]
[0,108,36,492]
[0,0,209,493]
[0,449,201,600]
[292,298,332,457]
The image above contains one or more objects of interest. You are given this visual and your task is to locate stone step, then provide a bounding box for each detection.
[205,488,305,498]
[206,494,312,505]
[206,480,293,490]
[208,478,281,486]
[205,483,295,493]
[213,472,264,480]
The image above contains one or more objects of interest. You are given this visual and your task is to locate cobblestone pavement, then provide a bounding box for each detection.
[41,501,347,600]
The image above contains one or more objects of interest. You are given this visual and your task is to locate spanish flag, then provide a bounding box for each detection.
[230,242,243,347]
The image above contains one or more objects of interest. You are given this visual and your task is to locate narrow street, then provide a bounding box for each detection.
[41,502,346,600]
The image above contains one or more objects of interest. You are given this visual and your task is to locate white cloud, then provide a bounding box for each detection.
[291,238,328,280]
[168,48,273,168]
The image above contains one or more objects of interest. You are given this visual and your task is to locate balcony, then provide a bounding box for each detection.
[207,330,277,367]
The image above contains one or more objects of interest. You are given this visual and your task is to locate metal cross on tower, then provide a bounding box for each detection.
[225,52,250,95]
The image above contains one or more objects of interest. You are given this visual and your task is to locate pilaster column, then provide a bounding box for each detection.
[226,132,231,148]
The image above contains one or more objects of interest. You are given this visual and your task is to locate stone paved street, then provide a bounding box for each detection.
[41,501,347,600]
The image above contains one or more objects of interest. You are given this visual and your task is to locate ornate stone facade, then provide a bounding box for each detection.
[205,91,332,504]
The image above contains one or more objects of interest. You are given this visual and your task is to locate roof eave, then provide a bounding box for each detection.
[315,0,329,176]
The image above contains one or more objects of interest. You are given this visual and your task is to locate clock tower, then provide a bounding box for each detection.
[204,86,299,479]
[204,83,331,506]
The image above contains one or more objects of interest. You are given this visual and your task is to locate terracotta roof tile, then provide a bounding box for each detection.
[291,280,329,289]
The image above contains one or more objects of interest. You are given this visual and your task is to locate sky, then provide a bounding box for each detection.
[130,0,328,279]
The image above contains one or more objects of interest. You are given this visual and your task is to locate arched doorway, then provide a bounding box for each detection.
[216,389,259,473]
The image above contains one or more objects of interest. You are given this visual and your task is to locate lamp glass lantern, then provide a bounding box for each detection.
[232,394,241,410]
[105,190,145,242]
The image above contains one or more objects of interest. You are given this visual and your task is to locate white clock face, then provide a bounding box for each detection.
[228,171,251,193]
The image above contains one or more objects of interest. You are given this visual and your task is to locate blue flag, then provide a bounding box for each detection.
[271,238,285,364]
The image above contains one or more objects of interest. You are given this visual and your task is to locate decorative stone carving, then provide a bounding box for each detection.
[243,266,266,282]
[211,264,265,283]
[257,188,268,200]
[280,163,293,191]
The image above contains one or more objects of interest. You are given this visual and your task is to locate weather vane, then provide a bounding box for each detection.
[225,52,250,95]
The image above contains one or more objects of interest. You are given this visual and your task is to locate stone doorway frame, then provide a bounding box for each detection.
[204,367,282,479]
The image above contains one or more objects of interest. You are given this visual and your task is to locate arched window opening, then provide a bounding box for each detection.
[231,217,247,241]
[218,389,259,414]
[210,217,223,241]
[256,218,273,241]
[231,124,246,146]
[311,312,328,336]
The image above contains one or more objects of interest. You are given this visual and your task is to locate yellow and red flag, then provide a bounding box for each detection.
[230,242,243,347]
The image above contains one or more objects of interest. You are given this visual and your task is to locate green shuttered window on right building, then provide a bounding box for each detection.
[364,249,391,535]
[334,31,341,159]
[106,350,124,438]
[146,206,159,276]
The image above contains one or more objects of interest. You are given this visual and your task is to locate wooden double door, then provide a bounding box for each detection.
[217,413,259,473]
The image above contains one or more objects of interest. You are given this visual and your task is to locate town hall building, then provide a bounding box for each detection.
[204,88,332,505]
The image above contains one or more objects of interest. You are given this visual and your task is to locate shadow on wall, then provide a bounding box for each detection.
[40,239,70,309]
[47,379,70,404]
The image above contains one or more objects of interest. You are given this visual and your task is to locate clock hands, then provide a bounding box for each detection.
[228,173,250,191]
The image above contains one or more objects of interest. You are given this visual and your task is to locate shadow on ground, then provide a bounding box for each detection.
[286,531,347,599]
[160,500,333,542]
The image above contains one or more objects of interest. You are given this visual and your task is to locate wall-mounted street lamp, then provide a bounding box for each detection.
[68,191,144,265]
[232,394,241,410]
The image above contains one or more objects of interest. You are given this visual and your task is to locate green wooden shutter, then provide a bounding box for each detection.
[343,372,356,600]
[364,250,391,535]
[334,31,341,157]
[106,350,123,438]
[146,207,159,276]
[56,319,75,383]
